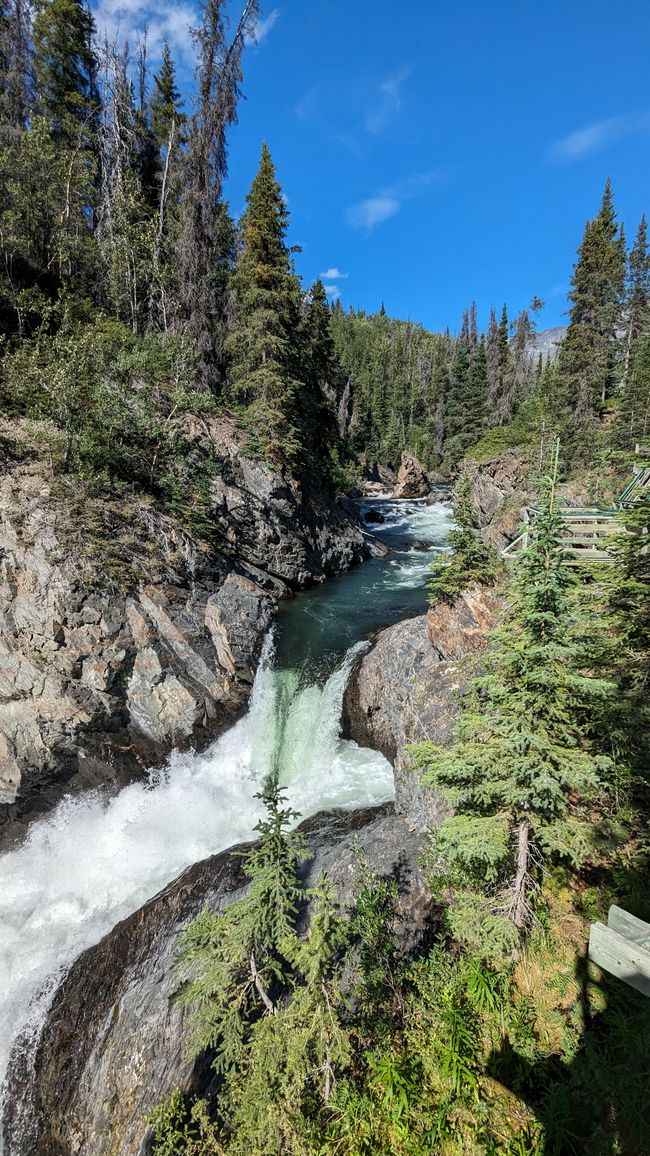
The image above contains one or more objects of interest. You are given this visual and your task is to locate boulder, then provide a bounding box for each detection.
[4,806,433,1156]
[343,585,500,830]
[394,451,430,499]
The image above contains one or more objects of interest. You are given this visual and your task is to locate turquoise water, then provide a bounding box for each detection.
[275,497,453,678]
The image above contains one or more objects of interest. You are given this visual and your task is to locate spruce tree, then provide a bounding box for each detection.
[151,42,186,154]
[32,0,98,145]
[300,279,344,473]
[428,474,500,602]
[620,214,650,393]
[557,180,626,460]
[416,442,614,951]
[174,781,307,1073]
[226,143,303,464]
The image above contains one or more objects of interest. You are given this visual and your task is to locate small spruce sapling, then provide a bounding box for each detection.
[428,474,500,603]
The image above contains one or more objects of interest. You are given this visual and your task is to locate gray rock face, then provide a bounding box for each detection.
[0,466,275,844]
[0,417,379,841]
[342,586,499,830]
[393,451,430,499]
[182,414,383,586]
[5,806,433,1156]
[462,452,529,551]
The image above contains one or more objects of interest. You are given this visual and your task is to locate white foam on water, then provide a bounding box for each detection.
[0,637,393,1146]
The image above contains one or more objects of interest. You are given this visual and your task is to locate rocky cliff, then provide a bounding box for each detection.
[343,585,500,830]
[0,417,381,844]
[4,805,432,1156]
[462,451,529,551]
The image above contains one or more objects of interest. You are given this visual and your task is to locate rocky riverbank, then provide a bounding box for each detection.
[4,804,431,1156]
[0,415,384,845]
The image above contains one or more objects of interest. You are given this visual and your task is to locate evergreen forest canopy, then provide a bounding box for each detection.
[1,0,649,504]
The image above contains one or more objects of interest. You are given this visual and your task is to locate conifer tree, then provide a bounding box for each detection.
[417,442,613,950]
[148,41,186,331]
[226,143,303,464]
[300,279,343,471]
[616,336,650,450]
[485,306,501,425]
[151,41,186,155]
[620,214,650,392]
[32,0,98,145]
[557,180,626,459]
[428,474,500,602]
[174,781,307,1074]
[175,0,260,387]
[0,0,31,138]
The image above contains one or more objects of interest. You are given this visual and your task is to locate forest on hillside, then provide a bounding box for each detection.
[2,0,650,508]
[1,3,650,1155]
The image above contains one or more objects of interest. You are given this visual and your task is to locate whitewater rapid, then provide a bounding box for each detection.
[0,638,393,1139]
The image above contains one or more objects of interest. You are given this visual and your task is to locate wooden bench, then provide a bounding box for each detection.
[588,906,650,996]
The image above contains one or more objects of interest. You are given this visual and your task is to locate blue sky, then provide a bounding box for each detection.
[93,0,650,333]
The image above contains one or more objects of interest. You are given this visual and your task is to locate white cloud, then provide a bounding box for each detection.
[346,168,446,232]
[347,196,400,230]
[323,284,341,301]
[365,65,411,134]
[549,113,650,162]
[320,267,348,279]
[296,83,319,121]
[246,7,279,46]
[93,0,196,61]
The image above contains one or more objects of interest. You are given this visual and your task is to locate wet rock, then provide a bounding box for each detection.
[394,451,430,499]
[363,508,385,524]
[4,806,433,1156]
[342,585,500,830]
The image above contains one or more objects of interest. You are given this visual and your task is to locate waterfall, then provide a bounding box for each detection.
[0,496,452,1150]
[0,636,393,1145]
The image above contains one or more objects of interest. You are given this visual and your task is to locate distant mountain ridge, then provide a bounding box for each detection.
[530,325,567,360]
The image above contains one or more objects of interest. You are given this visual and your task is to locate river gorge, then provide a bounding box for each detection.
[0,496,452,1153]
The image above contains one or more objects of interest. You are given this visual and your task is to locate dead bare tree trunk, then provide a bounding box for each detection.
[512,817,530,931]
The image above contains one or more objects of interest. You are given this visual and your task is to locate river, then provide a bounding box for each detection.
[0,495,452,1147]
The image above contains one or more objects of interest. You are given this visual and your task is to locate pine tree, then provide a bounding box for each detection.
[416,442,614,951]
[32,0,98,145]
[226,143,303,464]
[557,180,626,460]
[620,214,650,392]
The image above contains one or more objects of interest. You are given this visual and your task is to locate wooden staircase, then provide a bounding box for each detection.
[501,454,650,565]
